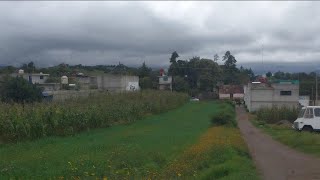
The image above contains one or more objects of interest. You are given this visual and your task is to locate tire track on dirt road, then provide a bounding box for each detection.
[237,106,320,180]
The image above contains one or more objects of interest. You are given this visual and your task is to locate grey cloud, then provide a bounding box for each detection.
[0,1,320,72]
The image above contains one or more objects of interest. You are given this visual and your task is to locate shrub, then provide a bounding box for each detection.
[256,106,299,124]
[210,103,236,127]
[0,76,43,103]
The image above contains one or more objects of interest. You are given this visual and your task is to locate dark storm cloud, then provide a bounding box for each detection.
[0,1,320,72]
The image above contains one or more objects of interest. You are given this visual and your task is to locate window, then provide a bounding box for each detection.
[315,108,320,117]
[304,108,314,118]
[298,109,306,118]
[40,76,44,79]
[280,91,292,96]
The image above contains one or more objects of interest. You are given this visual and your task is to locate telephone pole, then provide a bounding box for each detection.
[316,72,318,105]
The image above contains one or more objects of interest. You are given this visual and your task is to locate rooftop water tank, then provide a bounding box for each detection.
[61,76,68,84]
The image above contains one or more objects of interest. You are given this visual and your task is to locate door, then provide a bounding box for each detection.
[304,108,314,128]
[313,108,320,130]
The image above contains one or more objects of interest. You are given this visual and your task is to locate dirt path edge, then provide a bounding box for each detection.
[236,106,320,180]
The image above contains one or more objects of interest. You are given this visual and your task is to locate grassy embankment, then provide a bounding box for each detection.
[0,100,258,179]
[251,106,320,157]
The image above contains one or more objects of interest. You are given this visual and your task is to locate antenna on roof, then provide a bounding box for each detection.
[261,42,265,77]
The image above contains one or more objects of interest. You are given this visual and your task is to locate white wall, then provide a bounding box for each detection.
[159,76,172,84]
[97,75,139,92]
[22,74,48,84]
[219,94,230,99]
[246,83,299,112]
[234,93,244,98]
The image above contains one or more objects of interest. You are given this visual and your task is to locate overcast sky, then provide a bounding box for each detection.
[0,1,320,72]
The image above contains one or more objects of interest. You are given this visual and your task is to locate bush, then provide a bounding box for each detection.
[256,106,299,124]
[0,76,43,103]
[210,103,236,127]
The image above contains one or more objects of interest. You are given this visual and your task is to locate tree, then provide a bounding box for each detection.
[223,51,237,69]
[111,63,128,75]
[170,51,179,63]
[173,76,189,92]
[0,76,43,103]
[139,77,153,89]
[20,61,36,73]
[266,71,272,78]
[27,61,35,71]
[222,51,238,84]
[213,54,219,62]
[138,62,152,78]
[0,66,16,74]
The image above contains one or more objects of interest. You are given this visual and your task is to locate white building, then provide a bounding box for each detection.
[27,73,49,84]
[14,72,50,84]
[159,76,172,91]
[244,80,299,112]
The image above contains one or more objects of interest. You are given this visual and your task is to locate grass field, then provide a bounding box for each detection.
[0,101,258,179]
[251,116,320,157]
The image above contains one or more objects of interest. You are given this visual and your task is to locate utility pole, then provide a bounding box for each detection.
[312,86,314,105]
[261,43,264,76]
[316,72,318,105]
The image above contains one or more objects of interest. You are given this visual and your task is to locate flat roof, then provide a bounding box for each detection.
[29,73,50,76]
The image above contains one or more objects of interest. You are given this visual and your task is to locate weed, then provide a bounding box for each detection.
[256,106,299,123]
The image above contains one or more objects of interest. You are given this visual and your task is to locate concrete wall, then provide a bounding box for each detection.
[234,93,244,98]
[76,76,98,90]
[159,76,172,90]
[159,76,172,84]
[219,94,230,99]
[219,93,243,99]
[52,90,100,101]
[159,84,172,90]
[245,83,299,112]
[96,75,139,92]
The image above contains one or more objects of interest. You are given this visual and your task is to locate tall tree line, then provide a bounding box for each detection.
[167,51,254,94]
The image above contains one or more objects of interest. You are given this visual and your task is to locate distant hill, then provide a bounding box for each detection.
[240,61,320,75]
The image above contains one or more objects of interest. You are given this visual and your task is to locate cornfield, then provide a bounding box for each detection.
[0,90,188,143]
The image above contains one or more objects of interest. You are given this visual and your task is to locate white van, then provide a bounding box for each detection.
[293,106,320,131]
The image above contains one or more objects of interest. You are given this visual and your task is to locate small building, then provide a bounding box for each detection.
[12,71,50,84]
[219,85,244,100]
[159,75,172,91]
[23,73,50,84]
[244,80,299,112]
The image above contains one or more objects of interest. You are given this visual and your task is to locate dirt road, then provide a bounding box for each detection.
[236,106,320,180]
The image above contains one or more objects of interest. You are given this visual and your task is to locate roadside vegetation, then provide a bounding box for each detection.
[251,107,320,157]
[256,106,299,123]
[0,90,188,143]
[0,101,259,179]
[210,101,236,127]
[0,76,43,103]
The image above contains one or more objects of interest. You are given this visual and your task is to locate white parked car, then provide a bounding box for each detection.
[293,106,320,132]
[190,97,200,102]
